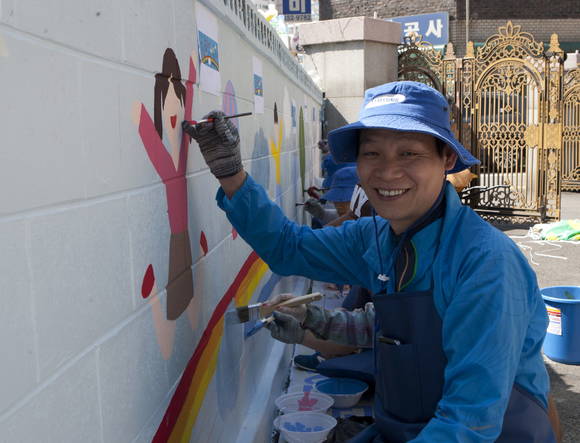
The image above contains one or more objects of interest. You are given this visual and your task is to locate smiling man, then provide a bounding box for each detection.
[182,81,555,442]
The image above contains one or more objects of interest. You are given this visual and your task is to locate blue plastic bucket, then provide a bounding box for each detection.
[541,286,580,364]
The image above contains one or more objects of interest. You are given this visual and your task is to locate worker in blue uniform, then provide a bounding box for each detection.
[182,81,556,442]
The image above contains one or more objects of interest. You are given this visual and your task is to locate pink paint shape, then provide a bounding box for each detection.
[142,264,155,298]
[200,231,208,256]
[232,228,238,239]
[297,391,318,411]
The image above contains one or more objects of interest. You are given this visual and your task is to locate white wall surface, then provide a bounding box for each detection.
[0,0,322,441]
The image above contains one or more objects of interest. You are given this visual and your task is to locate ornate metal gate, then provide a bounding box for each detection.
[562,68,580,191]
[397,34,444,91]
[398,22,565,223]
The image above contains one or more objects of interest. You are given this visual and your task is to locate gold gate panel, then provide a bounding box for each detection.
[398,22,569,224]
[563,69,580,191]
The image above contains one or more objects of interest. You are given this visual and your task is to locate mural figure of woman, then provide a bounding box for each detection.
[132,48,197,359]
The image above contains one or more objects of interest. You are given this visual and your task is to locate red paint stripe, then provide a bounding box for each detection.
[153,251,260,442]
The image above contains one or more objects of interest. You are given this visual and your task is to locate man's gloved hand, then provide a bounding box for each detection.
[266,311,305,344]
[303,198,325,220]
[181,111,242,179]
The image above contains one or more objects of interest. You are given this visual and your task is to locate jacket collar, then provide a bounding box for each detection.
[362,181,461,285]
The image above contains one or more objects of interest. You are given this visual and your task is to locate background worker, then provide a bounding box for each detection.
[182,81,555,442]
[304,165,359,227]
[295,184,374,373]
[320,138,356,189]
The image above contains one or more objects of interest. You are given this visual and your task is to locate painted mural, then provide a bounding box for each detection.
[131,48,197,360]
[153,252,274,442]
[151,84,289,441]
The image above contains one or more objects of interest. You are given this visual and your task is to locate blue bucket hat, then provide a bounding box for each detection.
[323,166,358,202]
[328,81,479,174]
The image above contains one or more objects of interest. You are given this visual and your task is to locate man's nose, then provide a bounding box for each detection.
[374,158,404,180]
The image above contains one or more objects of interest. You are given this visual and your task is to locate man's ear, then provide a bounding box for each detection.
[443,146,458,171]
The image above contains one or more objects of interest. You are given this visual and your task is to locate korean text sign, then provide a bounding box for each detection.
[388,12,449,46]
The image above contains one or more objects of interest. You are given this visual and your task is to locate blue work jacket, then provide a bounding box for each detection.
[217,174,550,442]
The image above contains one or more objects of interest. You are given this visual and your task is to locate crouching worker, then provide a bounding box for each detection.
[182,81,556,442]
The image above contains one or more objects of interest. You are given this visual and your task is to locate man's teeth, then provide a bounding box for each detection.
[377,189,406,197]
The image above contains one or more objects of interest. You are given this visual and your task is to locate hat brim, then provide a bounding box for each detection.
[328,115,480,174]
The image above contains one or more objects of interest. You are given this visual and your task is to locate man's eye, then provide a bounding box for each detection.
[362,151,378,157]
[402,151,418,157]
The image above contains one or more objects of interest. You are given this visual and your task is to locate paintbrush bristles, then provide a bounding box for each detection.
[234,302,262,323]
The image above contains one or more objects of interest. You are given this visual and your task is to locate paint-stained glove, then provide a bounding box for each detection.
[181,111,242,179]
[266,311,305,344]
[303,198,325,220]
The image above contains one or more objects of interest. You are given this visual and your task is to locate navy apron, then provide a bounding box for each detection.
[348,190,555,442]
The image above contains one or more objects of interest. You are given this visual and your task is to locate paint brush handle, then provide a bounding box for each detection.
[260,292,323,318]
[187,112,253,126]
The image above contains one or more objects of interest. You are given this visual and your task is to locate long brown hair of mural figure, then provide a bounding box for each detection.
[154,48,187,139]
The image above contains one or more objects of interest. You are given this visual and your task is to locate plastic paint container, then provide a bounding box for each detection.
[314,378,369,408]
[275,391,334,414]
[542,286,580,364]
[273,411,337,443]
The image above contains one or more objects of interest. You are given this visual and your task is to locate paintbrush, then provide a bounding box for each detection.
[185,112,252,126]
[245,316,275,338]
[226,292,323,325]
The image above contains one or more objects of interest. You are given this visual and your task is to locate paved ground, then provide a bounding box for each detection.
[499,192,580,442]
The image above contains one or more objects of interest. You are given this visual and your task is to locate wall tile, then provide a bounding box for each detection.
[0,221,37,414]
[6,0,122,59]
[29,198,133,378]
[98,306,168,443]
[0,34,84,215]
[0,352,101,443]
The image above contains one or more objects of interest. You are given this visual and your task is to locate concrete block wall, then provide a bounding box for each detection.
[0,0,322,441]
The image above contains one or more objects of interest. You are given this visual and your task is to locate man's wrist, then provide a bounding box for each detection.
[301,305,321,330]
[219,170,247,199]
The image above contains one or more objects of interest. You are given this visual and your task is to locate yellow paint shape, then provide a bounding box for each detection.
[269,121,284,185]
[170,319,224,443]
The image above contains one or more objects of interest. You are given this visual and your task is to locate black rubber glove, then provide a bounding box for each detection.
[181,111,242,179]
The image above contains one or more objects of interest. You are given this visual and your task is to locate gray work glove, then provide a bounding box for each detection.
[266,311,305,344]
[181,111,242,179]
[303,198,325,220]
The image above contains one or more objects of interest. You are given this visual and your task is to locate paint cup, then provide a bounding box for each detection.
[314,378,368,408]
[275,391,334,414]
[273,411,337,443]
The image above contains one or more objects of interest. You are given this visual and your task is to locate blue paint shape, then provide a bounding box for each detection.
[198,31,219,71]
[244,273,282,338]
[315,378,368,395]
[216,301,243,417]
[250,129,270,189]
[253,74,263,96]
[283,422,325,432]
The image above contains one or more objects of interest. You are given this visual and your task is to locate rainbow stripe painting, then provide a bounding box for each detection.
[153,251,270,442]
